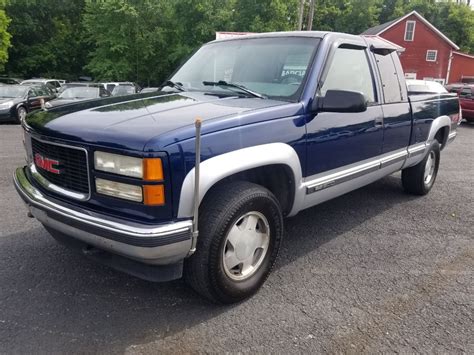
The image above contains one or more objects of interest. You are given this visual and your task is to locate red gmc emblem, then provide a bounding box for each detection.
[34,153,61,174]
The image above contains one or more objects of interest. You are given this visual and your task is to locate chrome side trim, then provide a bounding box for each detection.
[304,148,408,194]
[407,142,427,157]
[30,136,91,201]
[30,164,89,201]
[306,160,380,194]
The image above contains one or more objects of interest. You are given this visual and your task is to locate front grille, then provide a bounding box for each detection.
[31,138,90,195]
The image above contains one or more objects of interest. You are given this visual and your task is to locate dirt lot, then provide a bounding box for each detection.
[0,123,473,353]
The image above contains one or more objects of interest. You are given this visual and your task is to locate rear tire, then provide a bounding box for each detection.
[402,141,440,195]
[184,181,283,304]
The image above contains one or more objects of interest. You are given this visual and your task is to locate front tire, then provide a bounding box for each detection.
[184,181,283,304]
[402,141,440,195]
[16,106,27,124]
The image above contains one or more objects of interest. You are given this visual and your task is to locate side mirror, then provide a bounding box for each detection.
[313,89,368,113]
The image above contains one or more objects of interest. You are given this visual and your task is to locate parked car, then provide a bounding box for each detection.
[0,76,22,85]
[45,86,111,108]
[140,87,160,93]
[445,82,465,93]
[458,85,474,122]
[407,79,448,94]
[14,32,460,303]
[0,84,55,123]
[101,82,140,95]
[57,82,107,95]
[111,84,138,96]
[21,79,62,93]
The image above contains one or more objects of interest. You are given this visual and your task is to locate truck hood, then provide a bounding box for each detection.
[25,91,295,151]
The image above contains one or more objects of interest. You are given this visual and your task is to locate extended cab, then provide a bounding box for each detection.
[13,32,460,303]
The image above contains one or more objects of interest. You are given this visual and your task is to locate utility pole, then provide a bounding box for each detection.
[297,0,305,31]
[307,0,315,31]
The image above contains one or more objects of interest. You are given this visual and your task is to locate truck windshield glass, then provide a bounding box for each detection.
[170,37,320,101]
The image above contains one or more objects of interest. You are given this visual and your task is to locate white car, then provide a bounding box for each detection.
[21,79,63,93]
[406,79,448,94]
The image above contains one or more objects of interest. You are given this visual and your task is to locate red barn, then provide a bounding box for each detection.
[362,10,474,84]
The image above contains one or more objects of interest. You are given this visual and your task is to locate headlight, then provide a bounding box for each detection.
[95,178,143,202]
[94,151,143,178]
[0,101,14,109]
[94,151,163,180]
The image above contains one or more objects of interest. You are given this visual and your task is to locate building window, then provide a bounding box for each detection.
[404,20,416,41]
[426,50,437,62]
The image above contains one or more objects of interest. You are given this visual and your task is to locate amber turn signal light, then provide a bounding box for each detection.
[143,185,165,206]
[143,158,163,181]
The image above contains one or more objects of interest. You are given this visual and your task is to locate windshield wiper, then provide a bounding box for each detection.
[202,80,266,99]
[161,80,185,92]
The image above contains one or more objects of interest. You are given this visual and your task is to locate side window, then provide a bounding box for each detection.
[320,47,376,103]
[374,52,404,103]
[99,88,110,97]
[106,84,115,93]
[459,88,472,98]
[30,87,40,97]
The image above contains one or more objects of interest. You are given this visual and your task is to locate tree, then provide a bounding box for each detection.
[232,0,300,32]
[83,0,178,84]
[0,0,11,71]
[4,0,87,79]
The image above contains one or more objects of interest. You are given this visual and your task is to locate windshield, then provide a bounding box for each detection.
[0,85,27,98]
[170,37,320,101]
[59,87,99,99]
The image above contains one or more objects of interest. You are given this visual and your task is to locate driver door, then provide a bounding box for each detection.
[26,88,42,111]
[305,44,384,176]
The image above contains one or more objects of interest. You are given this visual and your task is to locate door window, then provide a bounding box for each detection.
[320,47,376,103]
[459,88,472,99]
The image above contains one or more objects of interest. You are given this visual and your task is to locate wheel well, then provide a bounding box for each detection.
[204,164,295,216]
[434,126,449,150]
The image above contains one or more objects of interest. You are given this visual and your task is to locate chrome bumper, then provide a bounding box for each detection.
[13,166,193,265]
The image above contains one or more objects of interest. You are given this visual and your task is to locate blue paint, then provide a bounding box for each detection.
[22,32,460,224]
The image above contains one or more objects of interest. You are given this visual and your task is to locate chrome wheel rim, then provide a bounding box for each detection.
[18,108,27,122]
[424,151,436,184]
[222,211,270,281]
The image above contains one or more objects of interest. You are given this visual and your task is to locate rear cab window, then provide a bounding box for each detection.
[373,52,407,103]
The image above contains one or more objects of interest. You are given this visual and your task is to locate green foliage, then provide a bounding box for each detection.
[4,0,87,79]
[0,0,11,71]
[2,0,474,83]
[232,0,300,32]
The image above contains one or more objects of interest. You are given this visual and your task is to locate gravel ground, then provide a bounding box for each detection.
[0,123,472,354]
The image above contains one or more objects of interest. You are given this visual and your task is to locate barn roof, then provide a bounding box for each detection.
[361,10,459,50]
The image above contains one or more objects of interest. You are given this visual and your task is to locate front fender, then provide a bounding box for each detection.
[177,143,304,218]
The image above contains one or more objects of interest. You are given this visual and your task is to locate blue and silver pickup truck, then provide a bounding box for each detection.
[14,32,460,303]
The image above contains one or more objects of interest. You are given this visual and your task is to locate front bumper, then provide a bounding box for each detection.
[13,166,193,266]
[0,108,14,122]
